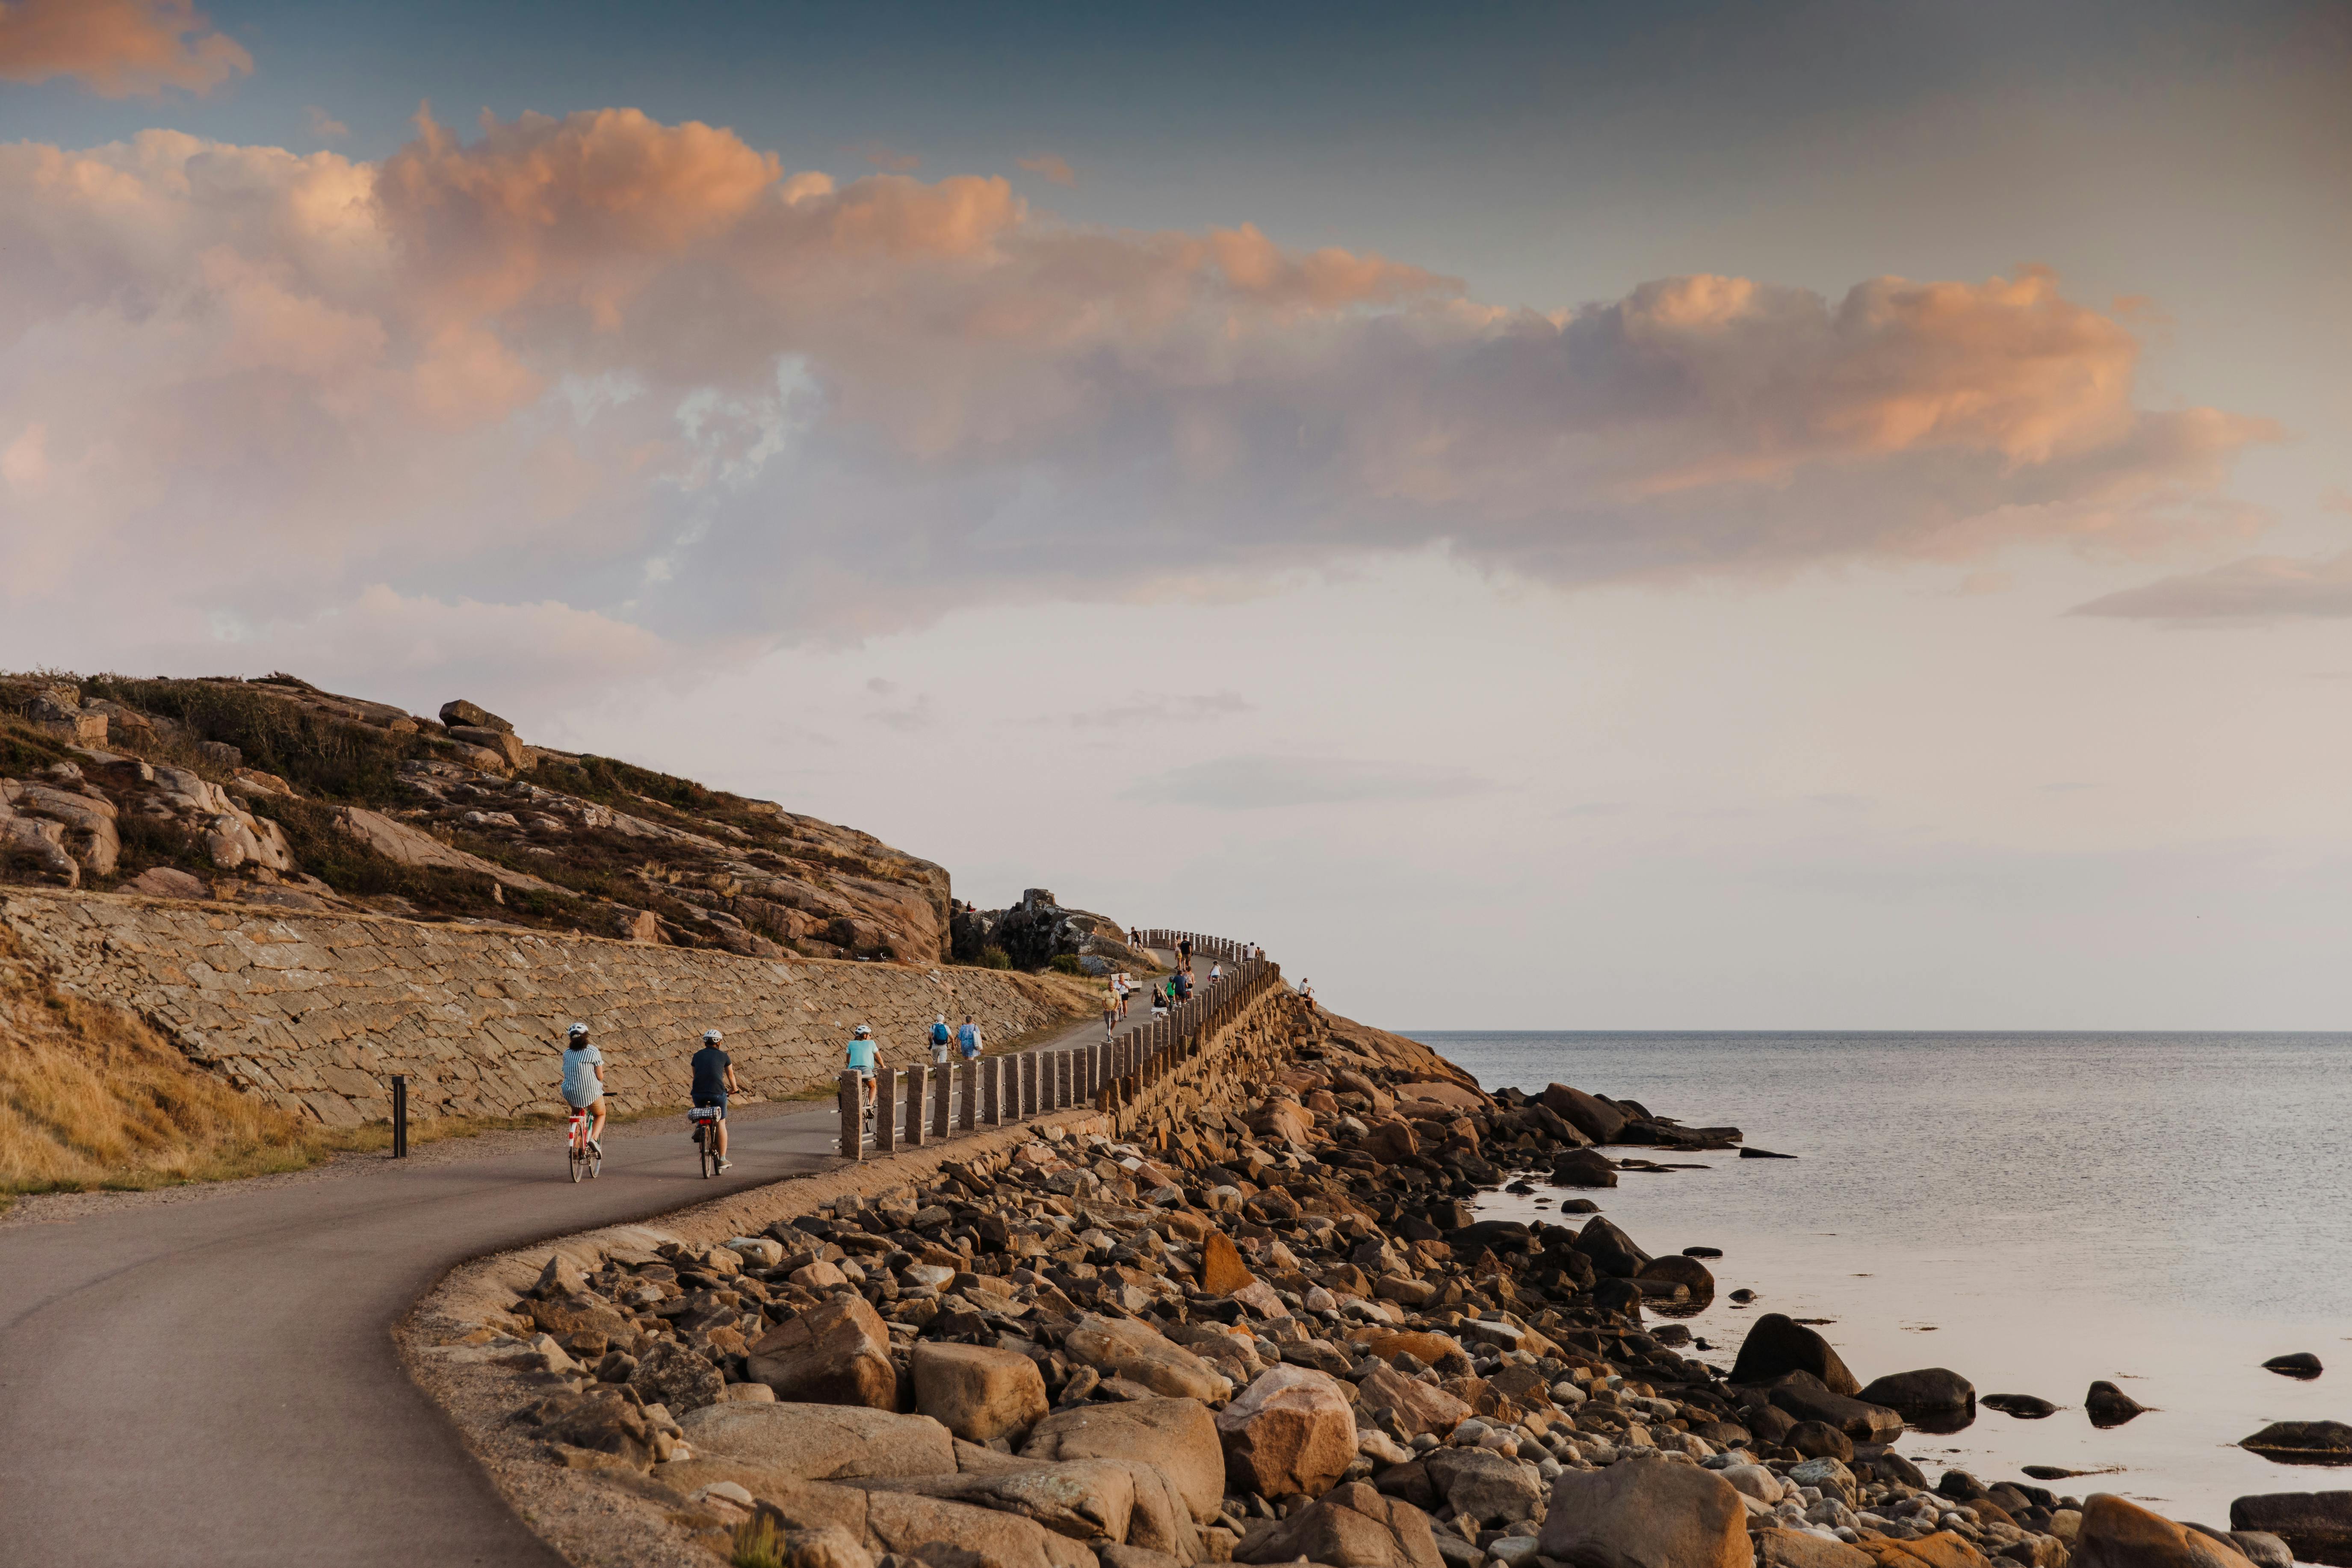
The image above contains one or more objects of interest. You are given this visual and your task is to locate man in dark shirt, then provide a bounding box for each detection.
[691,1029,740,1170]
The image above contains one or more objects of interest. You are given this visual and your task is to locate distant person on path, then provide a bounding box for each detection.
[691,1028,739,1171]
[846,1024,881,1121]
[1300,979,1316,1016]
[1177,937,1191,969]
[1209,961,1223,986]
[957,1015,982,1060]
[1102,986,1118,1039]
[1151,983,1168,1013]
[929,1014,953,1065]
[560,1022,605,1155]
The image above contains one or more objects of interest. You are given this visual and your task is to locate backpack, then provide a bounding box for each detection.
[931,1022,951,1044]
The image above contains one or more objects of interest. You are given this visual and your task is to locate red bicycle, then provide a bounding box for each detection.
[567,1107,601,1182]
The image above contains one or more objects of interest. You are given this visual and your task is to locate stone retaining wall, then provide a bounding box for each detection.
[0,889,1089,1127]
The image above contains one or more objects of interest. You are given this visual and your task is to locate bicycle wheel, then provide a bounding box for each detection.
[587,1137,602,1180]
[699,1126,717,1179]
[568,1131,585,1183]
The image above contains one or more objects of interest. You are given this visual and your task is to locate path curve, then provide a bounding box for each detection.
[0,951,1209,1568]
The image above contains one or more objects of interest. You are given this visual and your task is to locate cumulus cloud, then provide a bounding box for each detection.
[0,0,250,97]
[1017,153,1076,187]
[0,109,2279,682]
[2070,551,2352,620]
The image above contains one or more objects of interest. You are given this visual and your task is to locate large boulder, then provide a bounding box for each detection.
[748,1296,899,1409]
[1754,1530,1875,1568]
[1217,1365,1358,1500]
[2240,1420,2352,1460]
[1552,1149,1619,1188]
[1022,1398,1226,1524]
[1731,1314,1863,1396]
[912,1342,1047,1444]
[2075,1494,2255,1568]
[864,1486,1098,1568]
[1541,1084,1629,1144]
[535,1386,660,1469]
[1354,1361,1473,1440]
[1424,1447,1545,1527]
[2230,1491,2352,1565]
[1234,1480,1442,1568]
[675,1403,954,1480]
[1200,1231,1256,1295]
[1850,1533,1990,1568]
[1064,1314,1232,1403]
[1856,1369,1974,1420]
[1537,1458,1753,1568]
[438,698,514,733]
[1572,1218,1651,1279]
[1762,1373,1904,1444]
[2085,1382,2146,1427]
[842,1459,1183,1556]
[628,1339,726,1414]
[1636,1254,1716,1307]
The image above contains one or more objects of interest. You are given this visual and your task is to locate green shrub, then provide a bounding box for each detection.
[88,677,429,803]
[730,1516,785,1568]
[978,946,1011,970]
[1048,954,1084,976]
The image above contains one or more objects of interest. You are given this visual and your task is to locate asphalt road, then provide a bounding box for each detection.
[0,957,1191,1568]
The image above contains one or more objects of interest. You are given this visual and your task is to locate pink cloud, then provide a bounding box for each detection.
[1017,153,1076,188]
[2071,551,2352,620]
[0,109,2280,676]
[0,0,250,98]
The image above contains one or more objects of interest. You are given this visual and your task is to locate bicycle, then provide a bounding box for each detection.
[689,1104,723,1178]
[567,1106,602,1182]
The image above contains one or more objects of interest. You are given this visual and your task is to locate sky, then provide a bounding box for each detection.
[1,0,2347,1028]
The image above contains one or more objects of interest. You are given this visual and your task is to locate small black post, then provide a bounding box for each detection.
[391,1075,408,1158]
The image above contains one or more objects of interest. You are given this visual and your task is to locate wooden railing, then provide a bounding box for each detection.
[836,943,1283,1158]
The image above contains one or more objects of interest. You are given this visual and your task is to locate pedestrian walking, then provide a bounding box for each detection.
[928,1013,953,1066]
[956,1015,982,1060]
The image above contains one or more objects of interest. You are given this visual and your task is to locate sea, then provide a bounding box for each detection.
[1414,1030,2352,1528]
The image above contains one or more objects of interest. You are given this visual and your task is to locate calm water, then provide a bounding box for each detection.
[1413,1031,2352,1527]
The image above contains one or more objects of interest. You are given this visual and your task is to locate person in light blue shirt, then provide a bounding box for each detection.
[956,1016,981,1060]
[845,1024,881,1121]
[560,1022,605,1153]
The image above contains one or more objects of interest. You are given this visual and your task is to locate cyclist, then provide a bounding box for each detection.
[691,1028,738,1171]
[928,1013,954,1066]
[846,1024,880,1122]
[561,1022,605,1155]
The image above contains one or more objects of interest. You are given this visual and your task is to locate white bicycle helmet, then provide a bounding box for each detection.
[567,1022,589,1039]
[854,1024,872,1038]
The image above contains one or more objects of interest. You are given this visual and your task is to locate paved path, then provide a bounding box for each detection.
[0,949,1208,1568]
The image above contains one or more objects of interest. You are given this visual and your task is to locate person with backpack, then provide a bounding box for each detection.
[928,1014,953,1065]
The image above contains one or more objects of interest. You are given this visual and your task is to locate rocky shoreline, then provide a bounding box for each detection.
[405,992,2345,1568]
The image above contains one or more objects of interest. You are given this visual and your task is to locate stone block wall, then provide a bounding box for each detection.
[1,889,1087,1127]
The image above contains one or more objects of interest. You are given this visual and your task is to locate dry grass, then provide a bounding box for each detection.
[0,928,576,1205]
[0,933,321,1198]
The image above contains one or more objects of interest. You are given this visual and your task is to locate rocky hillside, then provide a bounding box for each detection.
[0,672,954,964]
